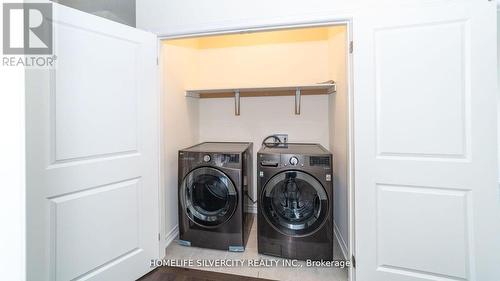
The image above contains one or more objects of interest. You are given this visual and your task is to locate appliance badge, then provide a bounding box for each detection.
[326,174,332,182]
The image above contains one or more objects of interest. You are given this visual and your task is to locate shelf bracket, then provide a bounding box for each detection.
[185,91,200,98]
[295,88,301,115]
[234,90,240,116]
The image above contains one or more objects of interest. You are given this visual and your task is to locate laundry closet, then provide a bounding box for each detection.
[159,24,351,269]
[22,2,499,281]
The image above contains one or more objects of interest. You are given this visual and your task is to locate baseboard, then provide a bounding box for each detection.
[165,225,179,247]
[334,221,348,260]
[245,203,257,214]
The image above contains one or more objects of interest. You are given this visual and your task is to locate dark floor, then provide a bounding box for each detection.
[138,266,275,281]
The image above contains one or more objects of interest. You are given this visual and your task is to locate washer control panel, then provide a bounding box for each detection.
[259,154,308,168]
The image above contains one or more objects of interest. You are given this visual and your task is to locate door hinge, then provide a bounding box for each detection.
[156,57,159,65]
[158,233,161,241]
[349,41,353,54]
[351,255,356,268]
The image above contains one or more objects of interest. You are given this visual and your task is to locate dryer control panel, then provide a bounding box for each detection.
[179,151,241,169]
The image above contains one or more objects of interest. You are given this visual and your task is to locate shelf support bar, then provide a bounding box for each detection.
[295,88,301,115]
[234,90,240,116]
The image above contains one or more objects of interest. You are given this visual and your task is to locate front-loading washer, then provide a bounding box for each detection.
[257,143,333,260]
[178,142,253,251]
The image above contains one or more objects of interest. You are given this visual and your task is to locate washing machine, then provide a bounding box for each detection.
[178,142,253,251]
[257,143,333,260]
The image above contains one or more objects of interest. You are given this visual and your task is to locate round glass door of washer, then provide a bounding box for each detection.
[261,170,329,236]
[181,167,237,228]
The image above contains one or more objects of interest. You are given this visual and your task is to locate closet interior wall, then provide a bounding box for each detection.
[327,27,349,259]
[161,25,349,254]
[497,10,500,185]
[162,39,200,239]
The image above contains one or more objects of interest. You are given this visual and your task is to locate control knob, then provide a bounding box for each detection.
[203,154,211,162]
[289,156,299,166]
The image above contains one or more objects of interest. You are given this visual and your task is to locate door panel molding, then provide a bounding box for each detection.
[26,3,159,281]
[374,20,470,161]
[354,2,500,280]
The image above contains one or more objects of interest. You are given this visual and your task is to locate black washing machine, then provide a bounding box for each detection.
[178,142,253,251]
[257,143,333,260]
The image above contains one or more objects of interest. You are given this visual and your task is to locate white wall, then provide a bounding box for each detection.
[136,0,452,37]
[137,0,354,35]
[0,50,26,281]
[328,27,349,259]
[162,40,200,242]
[196,34,331,88]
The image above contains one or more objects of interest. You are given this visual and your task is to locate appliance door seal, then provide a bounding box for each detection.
[261,170,329,237]
[181,167,238,228]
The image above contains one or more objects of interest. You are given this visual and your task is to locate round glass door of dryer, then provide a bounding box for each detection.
[261,170,329,236]
[181,167,237,228]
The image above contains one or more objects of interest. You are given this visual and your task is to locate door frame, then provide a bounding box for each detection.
[156,18,356,281]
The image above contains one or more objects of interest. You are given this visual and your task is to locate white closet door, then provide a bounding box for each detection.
[353,1,500,281]
[26,3,159,281]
